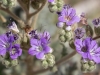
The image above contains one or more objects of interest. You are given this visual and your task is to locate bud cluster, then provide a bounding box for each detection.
[0,0,15,8]
[48,0,64,12]
[81,59,96,73]
[59,27,72,42]
[42,53,55,69]
[2,58,18,67]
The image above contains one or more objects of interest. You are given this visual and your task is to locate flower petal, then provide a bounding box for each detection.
[43,46,53,53]
[67,16,80,25]
[0,46,6,56]
[36,52,45,59]
[30,38,40,46]
[58,16,66,22]
[10,53,18,59]
[28,47,39,56]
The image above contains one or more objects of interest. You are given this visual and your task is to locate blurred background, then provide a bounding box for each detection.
[0,0,100,75]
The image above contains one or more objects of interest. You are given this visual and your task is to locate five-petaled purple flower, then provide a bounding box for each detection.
[28,31,52,60]
[9,44,22,59]
[74,27,85,39]
[74,37,100,63]
[58,5,80,26]
[92,18,100,27]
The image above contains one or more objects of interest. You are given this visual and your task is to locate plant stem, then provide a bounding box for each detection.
[25,56,34,75]
[0,5,25,28]
[0,14,6,22]
[17,0,29,14]
[28,0,47,20]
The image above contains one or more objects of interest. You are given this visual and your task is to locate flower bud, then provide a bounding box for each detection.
[65,31,72,41]
[48,59,55,67]
[2,60,10,67]
[11,59,18,66]
[49,5,58,12]
[56,22,64,28]
[81,63,89,71]
[88,65,96,71]
[59,35,66,42]
[57,1,63,7]
[88,60,95,66]
[42,60,48,69]
[60,29,66,35]
[57,6,63,12]
[46,54,55,60]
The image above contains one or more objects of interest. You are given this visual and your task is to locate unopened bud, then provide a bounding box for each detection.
[65,31,72,41]
[89,60,95,66]
[88,65,96,71]
[42,60,48,69]
[57,6,63,12]
[48,59,55,67]
[57,1,63,7]
[2,60,10,67]
[56,22,64,28]
[49,5,58,12]
[59,35,66,42]
[11,59,18,66]
[60,29,66,35]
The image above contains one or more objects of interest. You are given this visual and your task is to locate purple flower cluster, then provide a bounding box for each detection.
[57,5,80,30]
[0,22,22,60]
[74,37,100,63]
[28,31,52,60]
[92,18,100,27]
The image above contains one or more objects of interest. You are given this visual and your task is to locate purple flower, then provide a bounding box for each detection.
[9,44,22,59]
[48,0,54,3]
[58,5,80,26]
[92,18,100,27]
[74,27,85,39]
[28,31,52,60]
[74,37,100,63]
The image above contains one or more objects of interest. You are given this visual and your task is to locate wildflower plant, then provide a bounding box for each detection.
[0,0,100,75]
